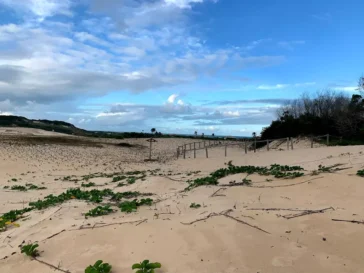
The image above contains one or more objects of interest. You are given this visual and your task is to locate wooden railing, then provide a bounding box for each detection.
[177,134,332,159]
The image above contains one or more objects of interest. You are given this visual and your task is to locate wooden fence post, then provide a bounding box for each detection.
[290,138,293,150]
[225,144,227,157]
[194,142,196,159]
[199,142,201,149]
[311,137,314,148]
[266,140,269,151]
[205,147,208,158]
[244,140,247,154]
[177,147,180,159]
[254,139,256,153]
[183,144,186,159]
[326,134,329,145]
[287,138,289,150]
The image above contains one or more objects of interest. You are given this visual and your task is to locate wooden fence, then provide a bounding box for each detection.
[176,134,332,159]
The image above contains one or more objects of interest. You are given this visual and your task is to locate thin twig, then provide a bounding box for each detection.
[250,176,323,188]
[70,219,148,230]
[42,229,66,242]
[135,219,147,226]
[210,188,227,197]
[332,219,364,224]
[34,258,71,273]
[283,207,334,219]
[181,209,269,234]
[247,208,309,212]
[222,213,270,234]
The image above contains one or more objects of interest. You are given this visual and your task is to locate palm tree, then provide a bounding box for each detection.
[194,131,198,137]
[212,133,215,137]
[201,133,205,138]
[151,128,156,134]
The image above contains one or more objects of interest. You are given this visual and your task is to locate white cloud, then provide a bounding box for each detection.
[0,111,13,116]
[257,84,289,90]
[332,86,358,92]
[294,82,316,87]
[257,82,315,90]
[222,111,240,117]
[278,40,305,50]
[167,94,179,104]
[0,0,73,20]
[164,0,204,9]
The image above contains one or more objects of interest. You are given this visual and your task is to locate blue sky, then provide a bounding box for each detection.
[0,0,362,136]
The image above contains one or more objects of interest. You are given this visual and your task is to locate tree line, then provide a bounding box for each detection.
[261,76,364,142]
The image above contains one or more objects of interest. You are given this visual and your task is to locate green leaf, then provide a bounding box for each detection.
[94,260,103,267]
[152,263,161,269]
[136,270,143,273]
[132,264,142,269]
[142,260,149,267]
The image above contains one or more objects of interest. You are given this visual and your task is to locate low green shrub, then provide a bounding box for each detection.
[132,260,161,273]
[85,260,112,273]
[21,243,39,257]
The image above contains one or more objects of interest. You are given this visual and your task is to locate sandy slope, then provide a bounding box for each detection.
[1,132,364,273]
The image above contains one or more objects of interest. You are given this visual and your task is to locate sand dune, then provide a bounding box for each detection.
[1,132,364,273]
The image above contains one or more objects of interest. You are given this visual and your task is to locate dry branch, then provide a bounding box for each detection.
[247,208,308,212]
[210,188,227,197]
[250,176,323,188]
[222,214,270,234]
[283,207,334,219]
[42,229,66,241]
[181,209,270,234]
[34,258,71,273]
[332,219,364,224]
[70,219,147,231]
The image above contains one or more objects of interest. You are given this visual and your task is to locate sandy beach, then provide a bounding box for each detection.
[1,128,364,273]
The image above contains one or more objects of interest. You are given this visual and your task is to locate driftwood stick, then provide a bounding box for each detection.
[210,188,227,197]
[42,229,66,241]
[181,209,269,234]
[70,219,147,231]
[135,219,148,226]
[222,214,270,234]
[34,258,71,273]
[180,212,220,225]
[332,219,364,224]
[247,208,309,212]
[250,176,323,188]
[283,207,334,219]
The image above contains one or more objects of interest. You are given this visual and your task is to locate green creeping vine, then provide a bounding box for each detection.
[119,198,153,213]
[0,207,33,231]
[5,184,47,191]
[132,260,161,273]
[357,169,364,177]
[85,205,114,218]
[190,203,201,209]
[185,162,304,190]
[0,189,154,233]
[85,260,112,273]
[21,243,39,258]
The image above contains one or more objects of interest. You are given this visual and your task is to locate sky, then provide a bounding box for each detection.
[0,0,363,136]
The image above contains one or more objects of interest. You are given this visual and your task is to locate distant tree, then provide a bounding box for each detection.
[151,128,156,134]
[212,133,215,137]
[359,76,364,93]
[201,133,205,138]
[194,131,198,137]
[252,132,256,138]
